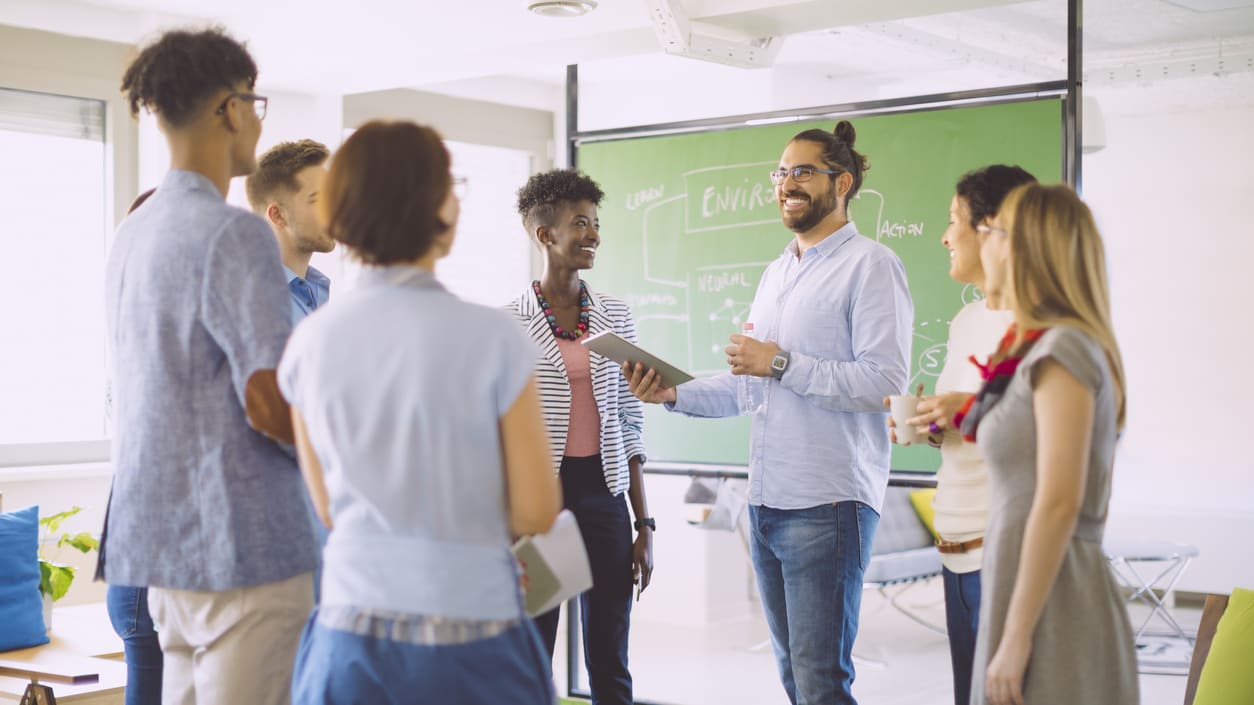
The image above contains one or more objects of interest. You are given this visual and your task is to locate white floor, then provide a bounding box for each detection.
[582,579,1197,705]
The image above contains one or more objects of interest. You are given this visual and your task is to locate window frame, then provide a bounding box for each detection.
[0,35,138,468]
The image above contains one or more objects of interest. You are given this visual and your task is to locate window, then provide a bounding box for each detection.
[0,88,109,448]
[334,130,536,305]
[441,140,534,306]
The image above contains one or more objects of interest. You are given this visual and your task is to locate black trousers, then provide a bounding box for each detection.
[533,455,633,705]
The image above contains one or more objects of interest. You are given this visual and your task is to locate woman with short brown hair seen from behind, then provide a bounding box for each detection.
[279,120,561,704]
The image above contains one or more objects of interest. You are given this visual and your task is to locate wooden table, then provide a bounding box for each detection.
[0,603,126,704]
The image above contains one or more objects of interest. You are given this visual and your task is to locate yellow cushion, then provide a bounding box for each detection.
[1194,587,1254,705]
[908,488,939,541]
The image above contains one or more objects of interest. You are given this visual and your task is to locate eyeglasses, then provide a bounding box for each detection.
[976,224,1008,238]
[215,92,268,121]
[769,165,840,184]
[452,175,469,200]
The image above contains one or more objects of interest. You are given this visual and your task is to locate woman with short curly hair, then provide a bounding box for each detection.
[506,169,653,705]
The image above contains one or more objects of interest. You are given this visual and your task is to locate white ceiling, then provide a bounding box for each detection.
[1,0,1252,114]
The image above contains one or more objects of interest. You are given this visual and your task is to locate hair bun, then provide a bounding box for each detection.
[833,120,857,146]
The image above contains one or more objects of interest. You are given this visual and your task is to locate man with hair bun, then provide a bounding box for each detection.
[627,121,913,705]
[100,27,315,705]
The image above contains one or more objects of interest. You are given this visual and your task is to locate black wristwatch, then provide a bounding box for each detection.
[770,351,791,380]
[634,517,656,532]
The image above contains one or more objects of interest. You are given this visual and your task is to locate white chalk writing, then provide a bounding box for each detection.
[631,293,679,307]
[878,221,925,240]
[701,180,773,219]
[697,271,753,293]
[625,185,665,211]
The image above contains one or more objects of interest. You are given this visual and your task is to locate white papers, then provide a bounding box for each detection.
[511,509,593,617]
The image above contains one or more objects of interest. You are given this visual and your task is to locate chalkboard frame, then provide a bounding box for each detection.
[569,84,1067,472]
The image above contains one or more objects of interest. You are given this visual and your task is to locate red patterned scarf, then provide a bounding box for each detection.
[953,324,1048,442]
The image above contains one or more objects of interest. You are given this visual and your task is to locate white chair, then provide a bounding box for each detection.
[1104,537,1199,644]
[862,486,945,634]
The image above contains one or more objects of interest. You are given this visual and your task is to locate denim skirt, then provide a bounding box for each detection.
[291,608,555,705]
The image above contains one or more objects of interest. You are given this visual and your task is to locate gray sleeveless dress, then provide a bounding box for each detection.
[970,326,1138,705]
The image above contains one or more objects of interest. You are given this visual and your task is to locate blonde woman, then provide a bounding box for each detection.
[961,183,1137,705]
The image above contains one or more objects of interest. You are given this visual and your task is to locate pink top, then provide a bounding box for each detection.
[555,336,602,457]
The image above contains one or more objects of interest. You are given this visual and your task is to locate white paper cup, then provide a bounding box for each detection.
[888,395,922,446]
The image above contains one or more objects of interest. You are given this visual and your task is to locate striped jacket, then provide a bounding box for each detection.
[506,284,647,495]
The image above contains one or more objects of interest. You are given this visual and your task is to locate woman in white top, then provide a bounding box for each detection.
[894,165,1035,705]
[279,120,561,704]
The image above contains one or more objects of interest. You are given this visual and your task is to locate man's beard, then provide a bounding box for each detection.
[780,184,838,234]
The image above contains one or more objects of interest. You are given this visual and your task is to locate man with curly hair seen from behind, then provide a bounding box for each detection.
[507,169,653,705]
[99,28,316,705]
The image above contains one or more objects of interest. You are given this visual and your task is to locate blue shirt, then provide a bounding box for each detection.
[671,222,913,513]
[283,265,330,325]
[101,170,317,590]
[278,266,538,620]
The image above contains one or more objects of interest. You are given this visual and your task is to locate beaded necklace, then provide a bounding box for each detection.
[532,280,590,340]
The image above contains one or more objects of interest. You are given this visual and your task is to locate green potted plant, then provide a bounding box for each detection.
[38,506,99,631]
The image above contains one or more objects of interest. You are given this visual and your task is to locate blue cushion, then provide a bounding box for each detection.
[0,505,50,651]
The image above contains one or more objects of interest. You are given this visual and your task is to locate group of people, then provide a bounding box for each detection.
[97,23,1137,705]
[101,26,650,705]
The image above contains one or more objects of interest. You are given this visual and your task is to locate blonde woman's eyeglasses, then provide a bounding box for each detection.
[452,175,469,200]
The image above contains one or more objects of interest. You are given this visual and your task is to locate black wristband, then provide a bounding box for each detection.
[634,517,656,532]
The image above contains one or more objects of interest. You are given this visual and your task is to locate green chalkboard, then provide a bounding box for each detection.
[578,99,1062,471]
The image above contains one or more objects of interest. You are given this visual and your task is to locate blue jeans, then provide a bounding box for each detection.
[942,567,981,705]
[749,501,878,705]
[105,585,163,705]
[292,611,553,705]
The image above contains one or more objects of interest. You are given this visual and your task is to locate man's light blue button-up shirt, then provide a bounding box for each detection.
[671,222,913,513]
[101,170,317,590]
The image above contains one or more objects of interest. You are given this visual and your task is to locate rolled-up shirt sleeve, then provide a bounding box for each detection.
[669,371,739,418]
[780,251,913,413]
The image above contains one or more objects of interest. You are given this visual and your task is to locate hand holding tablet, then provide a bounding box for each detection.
[581,331,694,388]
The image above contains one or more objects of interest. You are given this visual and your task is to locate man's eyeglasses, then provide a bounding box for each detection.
[215,92,268,121]
[769,166,840,185]
[452,175,469,200]
[976,224,1008,238]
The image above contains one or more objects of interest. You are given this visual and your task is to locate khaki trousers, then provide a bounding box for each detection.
[148,572,314,705]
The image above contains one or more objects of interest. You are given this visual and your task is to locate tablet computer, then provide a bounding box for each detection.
[581,331,695,388]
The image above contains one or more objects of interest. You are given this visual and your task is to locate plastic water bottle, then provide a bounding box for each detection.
[737,322,764,415]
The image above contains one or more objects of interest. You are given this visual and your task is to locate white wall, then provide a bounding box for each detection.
[141,88,348,282]
[1085,83,1254,593]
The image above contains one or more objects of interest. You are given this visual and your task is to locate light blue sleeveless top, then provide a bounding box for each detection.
[279,265,538,620]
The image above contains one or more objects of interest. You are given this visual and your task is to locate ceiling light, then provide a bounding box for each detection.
[528,1,598,17]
